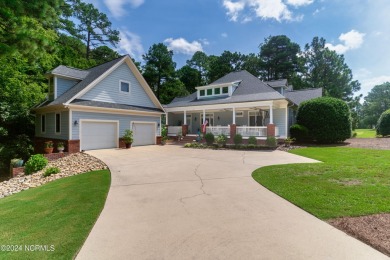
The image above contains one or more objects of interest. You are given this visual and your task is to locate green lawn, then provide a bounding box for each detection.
[353,128,376,138]
[252,147,390,219]
[0,170,110,259]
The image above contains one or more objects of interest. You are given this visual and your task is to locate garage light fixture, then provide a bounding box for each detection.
[73,120,78,126]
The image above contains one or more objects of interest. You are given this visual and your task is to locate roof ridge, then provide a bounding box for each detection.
[86,55,127,71]
[286,87,322,93]
[57,65,87,72]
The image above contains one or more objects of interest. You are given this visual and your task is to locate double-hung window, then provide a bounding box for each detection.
[55,113,61,134]
[120,80,130,93]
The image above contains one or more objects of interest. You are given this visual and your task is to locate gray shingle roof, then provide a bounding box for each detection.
[285,88,323,106]
[71,99,164,113]
[47,65,89,80]
[166,70,286,108]
[265,79,288,88]
[48,56,126,106]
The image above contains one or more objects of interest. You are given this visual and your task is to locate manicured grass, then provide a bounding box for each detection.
[353,128,376,138]
[252,147,390,219]
[0,170,110,259]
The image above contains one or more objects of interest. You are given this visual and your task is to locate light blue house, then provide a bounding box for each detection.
[32,55,165,152]
[165,70,322,140]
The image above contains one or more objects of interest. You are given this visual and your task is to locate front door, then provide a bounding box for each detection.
[186,114,192,134]
[200,113,214,127]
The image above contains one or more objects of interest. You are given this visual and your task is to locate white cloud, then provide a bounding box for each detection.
[164,38,204,55]
[221,33,228,38]
[325,30,365,54]
[222,0,313,22]
[117,30,144,59]
[286,0,313,7]
[104,0,144,18]
[358,75,390,97]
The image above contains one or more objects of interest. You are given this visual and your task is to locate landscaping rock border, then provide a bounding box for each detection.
[0,153,108,199]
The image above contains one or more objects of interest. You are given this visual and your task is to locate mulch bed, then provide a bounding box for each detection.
[328,214,390,256]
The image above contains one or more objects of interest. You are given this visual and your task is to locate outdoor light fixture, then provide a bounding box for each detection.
[194,117,197,121]
[73,120,78,126]
[218,116,220,120]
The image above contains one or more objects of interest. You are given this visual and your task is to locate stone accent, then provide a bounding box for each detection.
[12,167,25,178]
[119,138,126,148]
[44,152,69,161]
[267,124,275,137]
[67,140,80,153]
[182,125,188,136]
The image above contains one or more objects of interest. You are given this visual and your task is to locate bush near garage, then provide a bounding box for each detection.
[296,97,352,143]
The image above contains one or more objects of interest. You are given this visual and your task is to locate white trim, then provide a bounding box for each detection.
[79,119,119,151]
[269,104,274,124]
[200,112,214,126]
[68,104,163,117]
[119,80,131,94]
[184,110,187,125]
[159,117,162,136]
[54,76,58,99]
[232,107,236,124]
[285,107,288,137]
[165,100,277,113]
[55,112,61,135]
[41,114,46,134]
[195,81,240,90]
[69,110,72,140]
[130,121,157,145]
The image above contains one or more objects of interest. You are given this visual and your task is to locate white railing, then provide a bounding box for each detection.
[237,126,267,137]
[206,126,230,136]
[168,126,182,136]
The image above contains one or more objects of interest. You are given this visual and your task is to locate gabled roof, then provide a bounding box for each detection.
[47,65,89,80]
[285,88,322,106]
[48,56,126,106]
[35,55,164,112]
[166,70,285,108]
[70,99,164,113]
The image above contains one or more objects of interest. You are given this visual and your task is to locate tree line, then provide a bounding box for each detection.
[0,0,387,174]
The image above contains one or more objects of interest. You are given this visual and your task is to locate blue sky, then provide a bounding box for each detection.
[87,0,390,98]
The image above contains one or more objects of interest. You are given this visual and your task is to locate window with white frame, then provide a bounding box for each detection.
[55,113,61,134]
[120,80,130,93]
[235,111,244,117]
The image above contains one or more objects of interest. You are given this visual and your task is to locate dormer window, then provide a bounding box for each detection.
[222,86,229,94]
[200,90,205,96]
[206,89,212,96]
[196,81,240,100]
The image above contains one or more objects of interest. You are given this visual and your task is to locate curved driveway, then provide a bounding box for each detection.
[77,145,387,260]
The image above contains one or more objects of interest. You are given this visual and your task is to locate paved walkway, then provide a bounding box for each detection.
[77,146,387,260]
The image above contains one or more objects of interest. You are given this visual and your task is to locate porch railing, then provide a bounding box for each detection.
[206,126,230,136]
[237,126,267,137]
[167,126,182,136]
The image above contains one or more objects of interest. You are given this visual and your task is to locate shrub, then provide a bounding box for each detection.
[204,132,214,145]
[233,134,243,145]
[376,109,390,136]
[24,154,48,175]
[248,136,257,145]
[216,134,228,147]
[296,97,352,143]
[290,124,309,141]
[266,136,278,147]
[247,144,256,149]
[43,167,60,177]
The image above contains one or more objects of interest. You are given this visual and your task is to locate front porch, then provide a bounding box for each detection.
[165,100,288,139]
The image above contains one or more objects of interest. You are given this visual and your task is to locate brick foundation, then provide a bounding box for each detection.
[182,125,188,136]
[12,167,25,177]
[34,137,80,154]
[44,152,69,161]
[156,136,162,145]
[267,124,275,137]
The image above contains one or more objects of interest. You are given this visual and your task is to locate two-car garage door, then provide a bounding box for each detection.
[80,121,156,151]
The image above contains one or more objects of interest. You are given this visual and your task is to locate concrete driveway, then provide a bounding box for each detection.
[77,145,387,260]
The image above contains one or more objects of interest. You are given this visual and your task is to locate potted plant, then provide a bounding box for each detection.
[122,129,133,148]
[44,141,54,154]
[57,142,65,153]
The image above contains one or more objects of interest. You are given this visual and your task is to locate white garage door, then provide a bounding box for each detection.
[132,122,155,146]
[81,121,118,150]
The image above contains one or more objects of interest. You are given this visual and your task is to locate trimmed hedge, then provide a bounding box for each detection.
[25,154,48,175]
[290,124,309,141]
[204,132,215,145]
[376,109,390,136]
[296,97,352,143]
[233,134,243,145]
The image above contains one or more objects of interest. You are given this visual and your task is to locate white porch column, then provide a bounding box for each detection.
[232,107,236,124]
[184,110,187,125]
[166,113,168,125]
[203,109,206,124]
[269,104,273,124]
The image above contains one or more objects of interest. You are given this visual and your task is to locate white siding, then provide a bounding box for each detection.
[273,108,287,137]
[35,111,69,139]
[80,63,156,108]
[57,77,79,98]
